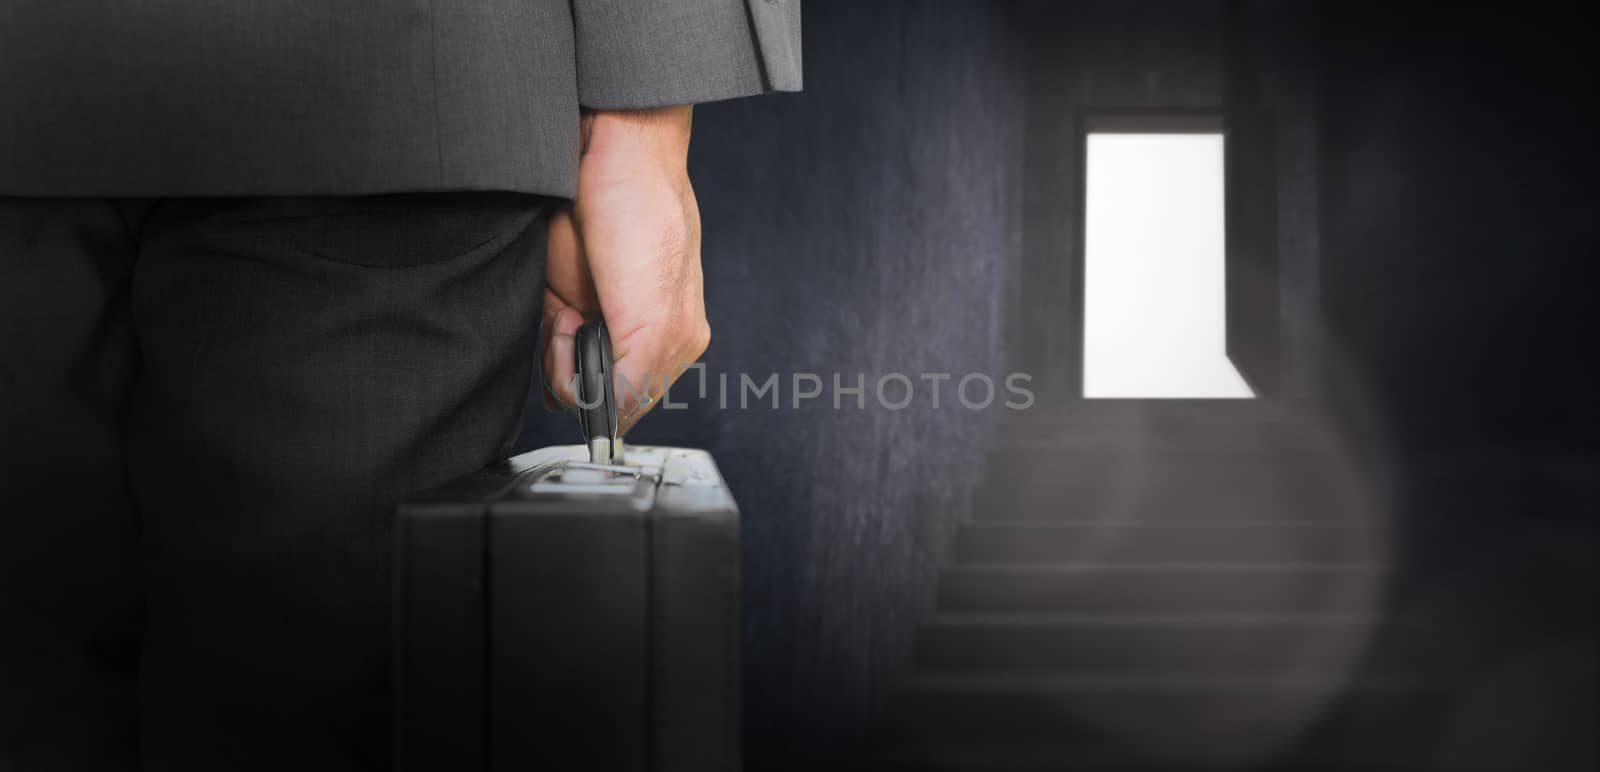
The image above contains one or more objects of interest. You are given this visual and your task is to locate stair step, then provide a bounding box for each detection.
[875,740,1425,772]
[972,438,1367,523]
[949,521,1376,564]
[996,431,1337,455]
[1003,401,1302,427]
[936,564,1385,614]
[881,673,1425,750]
[875,666,1440,770]
[913,613,1414,675]
[983,447,1333,480]
[969,479,1362,521]
[994,430,1330,456]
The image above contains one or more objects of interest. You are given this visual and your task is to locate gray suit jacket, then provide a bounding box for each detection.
[0,0,801,198]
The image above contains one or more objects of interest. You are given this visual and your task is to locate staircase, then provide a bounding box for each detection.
[877,402,1438,771]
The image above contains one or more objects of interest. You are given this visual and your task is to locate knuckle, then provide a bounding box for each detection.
[688,318,711,357]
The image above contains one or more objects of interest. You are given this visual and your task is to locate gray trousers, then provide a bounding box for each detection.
[0,194,553,770]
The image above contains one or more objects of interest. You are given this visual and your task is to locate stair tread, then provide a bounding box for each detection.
[922,611,1412,627]
[945,562,1387,573]
[875,740,1427,772]
[960,519,1364,527]
[936,561,1386,613]
[896,673,1423,693]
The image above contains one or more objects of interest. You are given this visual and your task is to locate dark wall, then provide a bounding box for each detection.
[1320,5,1596,454]
[1318,6,1596,764]
[519,2,1024,766]
[1319,5,1595,505]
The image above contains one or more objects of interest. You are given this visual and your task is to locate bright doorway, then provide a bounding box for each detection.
[1081,116,1254,398]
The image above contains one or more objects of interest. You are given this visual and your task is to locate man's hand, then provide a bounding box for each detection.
[540,105,709,434]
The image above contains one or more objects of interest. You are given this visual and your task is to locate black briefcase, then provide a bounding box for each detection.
[393,321,740,772]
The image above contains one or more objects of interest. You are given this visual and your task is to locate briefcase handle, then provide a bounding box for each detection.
[574,319,621,464]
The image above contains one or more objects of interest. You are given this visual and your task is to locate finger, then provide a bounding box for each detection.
[541,209,577,412]
[611,354,660,436]
[546,205,579,270]
[544,205,599,313]
[542,205,599,413]
[540,304,584,411]
[538,292,565,412]
[606,324,659,436]
[610,324,709,435]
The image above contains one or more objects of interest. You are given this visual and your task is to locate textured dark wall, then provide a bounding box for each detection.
[1320,5,1595,455]
[518,2,1024,766]
[1318,6,1595,764]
